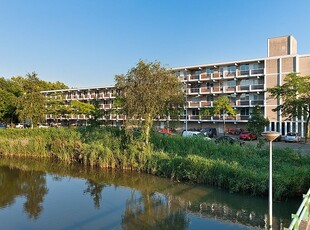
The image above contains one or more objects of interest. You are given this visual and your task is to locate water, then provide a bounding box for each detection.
[0,157,301,229]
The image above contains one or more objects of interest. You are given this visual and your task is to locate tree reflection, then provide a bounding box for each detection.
[121,191,189,230]
[0,166,48,219]
[83,179,106,209]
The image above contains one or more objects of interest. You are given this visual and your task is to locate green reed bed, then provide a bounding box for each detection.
[0,127,309,200]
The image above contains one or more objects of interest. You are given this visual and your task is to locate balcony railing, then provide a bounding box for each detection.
[186,74,199,81]
[223,86,236,93]
[236,100,264,106]
[200,87,211,94]
[188,88,200,94]
[236,84,264,92]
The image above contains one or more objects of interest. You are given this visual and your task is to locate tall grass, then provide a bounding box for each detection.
[0,128,309,200]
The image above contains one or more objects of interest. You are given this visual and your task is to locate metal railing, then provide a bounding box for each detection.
[285,188,310,230]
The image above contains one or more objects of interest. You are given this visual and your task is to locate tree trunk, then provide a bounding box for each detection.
[144,113,152,146]
[305,114,310,143]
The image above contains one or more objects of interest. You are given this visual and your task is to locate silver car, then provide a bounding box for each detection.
[284,132,301,142]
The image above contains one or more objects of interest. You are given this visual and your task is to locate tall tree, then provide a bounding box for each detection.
[16,73,46,128]
[201,96,236,135]
[247,105,269,135]
[268,73,310,143]
[115,60,184,146]
[46,92,70,125]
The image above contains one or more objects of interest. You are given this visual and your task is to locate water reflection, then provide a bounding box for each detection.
[0,157,300,229]
[0,165,48,219]
[83,180,106,209]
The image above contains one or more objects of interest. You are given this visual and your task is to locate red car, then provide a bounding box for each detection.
[239,131,257,140]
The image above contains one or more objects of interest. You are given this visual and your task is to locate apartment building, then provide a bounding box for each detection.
[174,35,310,137]
[42,35,310,137]
[42,86,121,126]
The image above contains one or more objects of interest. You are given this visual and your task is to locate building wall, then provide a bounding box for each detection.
[299,56,310,76]
[42,35,309,137]
[268,35,297,57]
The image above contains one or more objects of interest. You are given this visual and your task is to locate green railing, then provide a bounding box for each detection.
[285,188,310,230]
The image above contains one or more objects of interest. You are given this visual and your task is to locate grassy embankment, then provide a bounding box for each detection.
[0,127,309,200]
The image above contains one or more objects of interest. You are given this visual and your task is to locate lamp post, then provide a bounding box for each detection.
[261,131,280,230]
[185,83,191,134]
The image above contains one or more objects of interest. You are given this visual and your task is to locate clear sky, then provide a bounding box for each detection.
[1,0,310,88]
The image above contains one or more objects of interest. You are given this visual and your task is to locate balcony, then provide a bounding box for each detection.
[199,73,211,81]
[223,86,236,93]
[103,104,112,109]
[250,68,264,75]
[200,87,211,94]
[188,101,200,108]
[187,88,200,95]
[200,101,213,107]
[236,100,264,107]
[186,74,199,82]
[236,84,264,92]
[236,68,264,78]
[223,71,236,79]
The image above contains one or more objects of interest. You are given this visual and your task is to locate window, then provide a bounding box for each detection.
[195,70,201,75]
[240,94,249,100]
[224,80,236,87]
[206,69,214,74]
[206,82,214,88]
[240,108,249,116]
[192,109,199,116]
[207,95,214,101]
[240,64,249,71]
[227,66,236,73]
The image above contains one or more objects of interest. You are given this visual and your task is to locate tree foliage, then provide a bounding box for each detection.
[0,72,68,126]
[247,105,269,135]
[201,96,235,135]
[268,73,310,143]
[115,60,184,145]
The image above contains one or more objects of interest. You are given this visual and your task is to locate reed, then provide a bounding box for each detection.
[0,128,309,200]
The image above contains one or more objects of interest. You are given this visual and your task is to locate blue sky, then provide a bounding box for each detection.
[1,0,310,87]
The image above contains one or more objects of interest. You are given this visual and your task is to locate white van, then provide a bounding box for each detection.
[182,130,211,140]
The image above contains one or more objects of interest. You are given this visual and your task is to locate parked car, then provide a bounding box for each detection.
[215,136,244,145]
[238,131,257,141]
[16,123,24,128]
[156,128,173,135]
[0,123,6,129]
[200,128,217,138]
[182,130,212,141]
[285,132,301,142]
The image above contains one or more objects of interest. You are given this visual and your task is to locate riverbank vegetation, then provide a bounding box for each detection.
[0,127,309,200]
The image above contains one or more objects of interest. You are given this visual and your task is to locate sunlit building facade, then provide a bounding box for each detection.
[42,35,310,137]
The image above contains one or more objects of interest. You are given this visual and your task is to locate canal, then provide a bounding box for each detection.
[0,157,301,229]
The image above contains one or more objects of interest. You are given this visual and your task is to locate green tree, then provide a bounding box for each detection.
[16,73,46,128]
[202,96,236,135]
[115,60,184,146]
[89,100,105,127]
[71,100,95,123]
[46,92,71,125]
[268,73,310,143]
[247,105,269,135]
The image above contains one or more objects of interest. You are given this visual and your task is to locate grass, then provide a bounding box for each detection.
[0,127,309,200]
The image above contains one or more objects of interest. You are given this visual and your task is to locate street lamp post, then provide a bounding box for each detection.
[261,131,281,230]
[184,83,191,134]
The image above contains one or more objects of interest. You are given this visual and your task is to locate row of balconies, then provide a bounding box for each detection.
[180,114,250,122]
[64,92,115,100]
[186,99,264,108]
[179,68,264,82]
[46,114,126,120]
[187,84,264,95]
[46,113,251,122]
